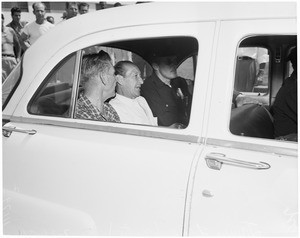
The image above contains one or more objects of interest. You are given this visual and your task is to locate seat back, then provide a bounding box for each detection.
[234,56,257,92]
[230,103,274,139]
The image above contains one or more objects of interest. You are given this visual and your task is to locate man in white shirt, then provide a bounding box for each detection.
[109,61,158,126]
[21,2,54,48]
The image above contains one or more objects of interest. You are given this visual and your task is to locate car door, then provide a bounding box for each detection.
[3,22,215,235]
[186,18,297,235]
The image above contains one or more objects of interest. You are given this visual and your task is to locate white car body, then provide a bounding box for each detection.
[2,2,297,236]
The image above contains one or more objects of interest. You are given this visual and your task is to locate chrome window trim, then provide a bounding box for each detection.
[206,138,297,157]
[70,50,83,118]
[8,115,200,143]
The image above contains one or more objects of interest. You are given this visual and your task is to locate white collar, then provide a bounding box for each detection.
[115,93,141,103]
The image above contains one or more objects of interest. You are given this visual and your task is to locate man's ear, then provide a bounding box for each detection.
[99,71,108,85]
[115,74,124,85]
[152,62,159,71]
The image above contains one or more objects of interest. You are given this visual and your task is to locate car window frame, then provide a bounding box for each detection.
[230,34,297,142]
[72,36,199,128]
[2,60,23,110]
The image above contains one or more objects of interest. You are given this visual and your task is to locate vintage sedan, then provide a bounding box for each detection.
[2,2,297,236]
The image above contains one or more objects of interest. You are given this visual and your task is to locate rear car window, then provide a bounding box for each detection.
[230,35,297,142]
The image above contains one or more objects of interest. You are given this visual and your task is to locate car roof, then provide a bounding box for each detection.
[23,2,296,78]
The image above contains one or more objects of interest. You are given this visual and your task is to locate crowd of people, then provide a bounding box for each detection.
[2,1,124,82]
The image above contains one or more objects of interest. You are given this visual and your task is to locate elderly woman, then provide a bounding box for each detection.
[75,51,120,122]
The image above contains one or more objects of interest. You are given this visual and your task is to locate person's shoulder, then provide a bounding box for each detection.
[175,76,189,84]
[20,21,29,27]
[108,96,118,105]
[48,21,55,27]
[6,27,16,35]
[43,21,55,27]
[24,21,35,28]
[283,73,297,86]
[142,75,163,95]
[105,101,116,109]
[109,94,126,107]
[137,96,147,103]
[143,74,156,87]
[6,22,12,28]
[105,102,120,116]
[136,96,152,108]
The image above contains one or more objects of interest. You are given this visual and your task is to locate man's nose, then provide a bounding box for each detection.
[138,76,143,84]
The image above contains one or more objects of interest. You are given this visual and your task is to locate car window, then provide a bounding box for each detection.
[27,37,198,128]
[177,56,196,96]
[28,53,77,117]
[235,47,269,95]
[177,56,196,81]
[2,61,22,109]
[230,35,297,141]
[77,36,198,128]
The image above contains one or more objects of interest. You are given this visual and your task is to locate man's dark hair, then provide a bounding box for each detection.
[114,61,135,77]
[11,7,22,15]
[114,2,122,7]
[66,2,78,9]
[78,2,89,9]
[2,13,4,20]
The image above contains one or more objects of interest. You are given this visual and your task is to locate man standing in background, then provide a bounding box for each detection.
[2,14,21,82]
[21,2,54,48]
[6,7,29,55]
[65,2,78,19]
[78,2,89,15]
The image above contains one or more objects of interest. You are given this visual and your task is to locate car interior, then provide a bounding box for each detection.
[28,35,297,140]
[28,36,198,124]
[230,35,297,140]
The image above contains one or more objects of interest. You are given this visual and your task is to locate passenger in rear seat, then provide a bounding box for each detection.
[141,55,192,127]
[272,47,297,141]
[75,51,120,122]
[109,61,158,126]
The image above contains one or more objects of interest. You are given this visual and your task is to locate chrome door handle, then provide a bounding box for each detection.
[205,153,271,170]
[3,125,37,137]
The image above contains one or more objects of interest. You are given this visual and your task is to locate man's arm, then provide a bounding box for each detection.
[12,29,21,60]
[20,28,30,50]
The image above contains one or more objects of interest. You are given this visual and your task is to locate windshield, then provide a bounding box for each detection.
[2,61,22,109]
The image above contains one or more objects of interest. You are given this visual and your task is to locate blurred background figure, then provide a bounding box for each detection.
[98,2,106,10]
[21,2,55,48]
[2,13,21,82]
[78,2,89,14]
[61,11,67,20]
[114,2,122,7]
[6,7,29,55]
[65,2,78,19]
[46,16,55,24]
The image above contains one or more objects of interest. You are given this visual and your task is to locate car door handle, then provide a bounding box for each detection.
[2,125,37,137]
[205,153,271,170]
